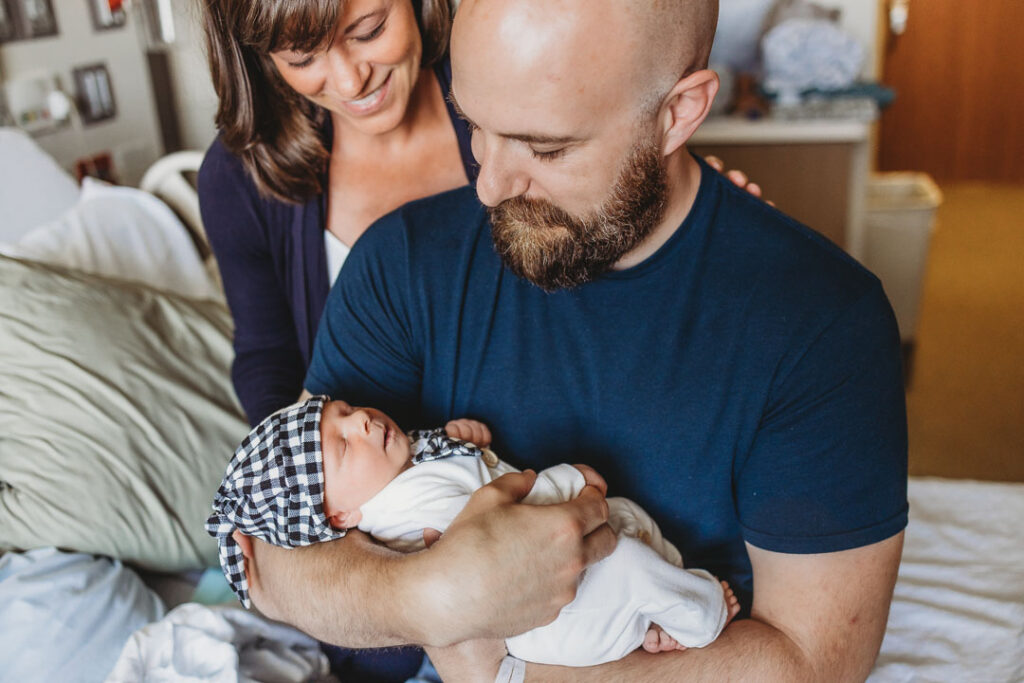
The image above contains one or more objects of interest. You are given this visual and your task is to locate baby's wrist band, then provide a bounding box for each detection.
[495,654,526,683]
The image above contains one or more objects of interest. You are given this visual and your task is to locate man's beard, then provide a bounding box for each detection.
[488,138,669,292]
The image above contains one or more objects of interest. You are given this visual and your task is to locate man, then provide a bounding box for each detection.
[234,0,908,679]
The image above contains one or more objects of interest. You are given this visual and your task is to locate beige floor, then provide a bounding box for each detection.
[903,183,1024,482]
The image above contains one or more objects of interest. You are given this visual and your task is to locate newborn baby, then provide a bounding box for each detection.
[207,396,739,667]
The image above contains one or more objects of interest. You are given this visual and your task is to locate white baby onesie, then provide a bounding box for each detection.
[357,455,728,666]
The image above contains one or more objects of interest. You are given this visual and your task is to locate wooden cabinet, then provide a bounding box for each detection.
[691,118,872,259]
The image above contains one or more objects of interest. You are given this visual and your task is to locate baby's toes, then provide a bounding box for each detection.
[658,628,680,652]
[643,627,662,653]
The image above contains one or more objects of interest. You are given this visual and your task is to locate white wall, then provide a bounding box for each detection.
[162,1,217,152]
[820,0,881,79]
[0,2,162,185]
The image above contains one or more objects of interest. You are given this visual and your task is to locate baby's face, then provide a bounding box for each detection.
[320,400,411,527]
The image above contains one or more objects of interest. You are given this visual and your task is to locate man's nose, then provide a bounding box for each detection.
[327,48,370,99]
[472,134,529,207]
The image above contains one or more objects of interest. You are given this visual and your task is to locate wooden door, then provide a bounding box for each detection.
[877,0,1024,182]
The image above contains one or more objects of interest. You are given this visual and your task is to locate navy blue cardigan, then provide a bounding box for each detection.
[199,59,477,425]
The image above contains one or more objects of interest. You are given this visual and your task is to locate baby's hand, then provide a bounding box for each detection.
[445,418,492,447]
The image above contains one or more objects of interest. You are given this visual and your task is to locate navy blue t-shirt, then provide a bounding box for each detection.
[305,158,909,610]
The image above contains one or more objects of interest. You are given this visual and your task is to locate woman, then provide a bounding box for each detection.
[198,1,474,679]
[199,0,475,431]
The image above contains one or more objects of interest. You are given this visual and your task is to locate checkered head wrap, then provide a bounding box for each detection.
[205,395,345,607]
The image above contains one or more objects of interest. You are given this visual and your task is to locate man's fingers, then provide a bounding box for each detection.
[475,470,539,504]
[571,463,608,495]
[582,521,617,567]
[569,485,610,536]
[705,155,724,171]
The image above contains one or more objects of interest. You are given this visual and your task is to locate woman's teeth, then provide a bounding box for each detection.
[350,77,388,109]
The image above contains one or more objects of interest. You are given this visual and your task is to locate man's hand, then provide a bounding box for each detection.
[411,469,616,646]
[445,418,492,447]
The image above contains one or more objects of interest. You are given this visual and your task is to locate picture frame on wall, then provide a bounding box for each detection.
[88,0,126,31]
[73,63,117,125]
[16,0,58,39]
[0,0,16,44]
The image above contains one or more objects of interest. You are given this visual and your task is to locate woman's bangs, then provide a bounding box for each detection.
[241,0,342,53]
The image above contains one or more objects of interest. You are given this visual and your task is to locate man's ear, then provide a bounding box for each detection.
[659,69,720,157]
[329,509,362,529]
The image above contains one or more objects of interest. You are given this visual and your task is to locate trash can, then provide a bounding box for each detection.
[861,172,943,343]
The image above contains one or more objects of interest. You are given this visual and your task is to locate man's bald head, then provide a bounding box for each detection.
[454,0,718,111]
[450,0,722,282]
[635,0,719,93]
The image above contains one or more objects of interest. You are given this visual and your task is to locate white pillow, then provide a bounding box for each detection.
[0,127,80,243]
[4,177,221,301]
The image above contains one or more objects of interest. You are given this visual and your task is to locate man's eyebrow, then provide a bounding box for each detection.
[448,88,582,146]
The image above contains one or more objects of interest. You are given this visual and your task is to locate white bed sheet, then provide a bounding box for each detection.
[2,177,221,301]
[871,477,1024,682]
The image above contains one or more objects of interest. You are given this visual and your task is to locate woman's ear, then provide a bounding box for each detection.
[659,69,720,157]
[329,509,362,529]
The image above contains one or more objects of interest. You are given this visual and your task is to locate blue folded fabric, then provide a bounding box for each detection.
[0,547,164,682]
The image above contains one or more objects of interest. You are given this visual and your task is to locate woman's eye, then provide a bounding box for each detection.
[356,20,386,42]
[288,55,315,69]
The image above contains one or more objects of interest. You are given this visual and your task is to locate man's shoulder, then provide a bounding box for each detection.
[354,185,488,259]
[706,169,882,314]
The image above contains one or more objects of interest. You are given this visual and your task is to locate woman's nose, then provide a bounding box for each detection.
[327,48,370,98]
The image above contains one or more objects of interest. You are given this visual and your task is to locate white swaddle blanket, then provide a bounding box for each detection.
[106,603,332,683]
[358,455,727,666]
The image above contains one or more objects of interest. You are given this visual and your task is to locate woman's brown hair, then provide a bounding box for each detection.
[202,0,453,203]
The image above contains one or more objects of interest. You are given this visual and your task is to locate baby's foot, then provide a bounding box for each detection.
[721,580,741,626]
[642,624,687,653]
[642,581,741,654]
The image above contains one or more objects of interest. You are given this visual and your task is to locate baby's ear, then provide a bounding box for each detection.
[328,509,362,529]
[232,529,254,558]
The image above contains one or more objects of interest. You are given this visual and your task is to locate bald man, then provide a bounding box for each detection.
[237,0,907,679]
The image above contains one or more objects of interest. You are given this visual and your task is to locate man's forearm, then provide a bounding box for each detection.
[525,619,817,683]
[249,531,427,647]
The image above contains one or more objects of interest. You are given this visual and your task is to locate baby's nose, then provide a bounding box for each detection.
[346,409,372,433]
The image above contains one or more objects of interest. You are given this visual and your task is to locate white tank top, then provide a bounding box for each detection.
[323,230,351,286]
